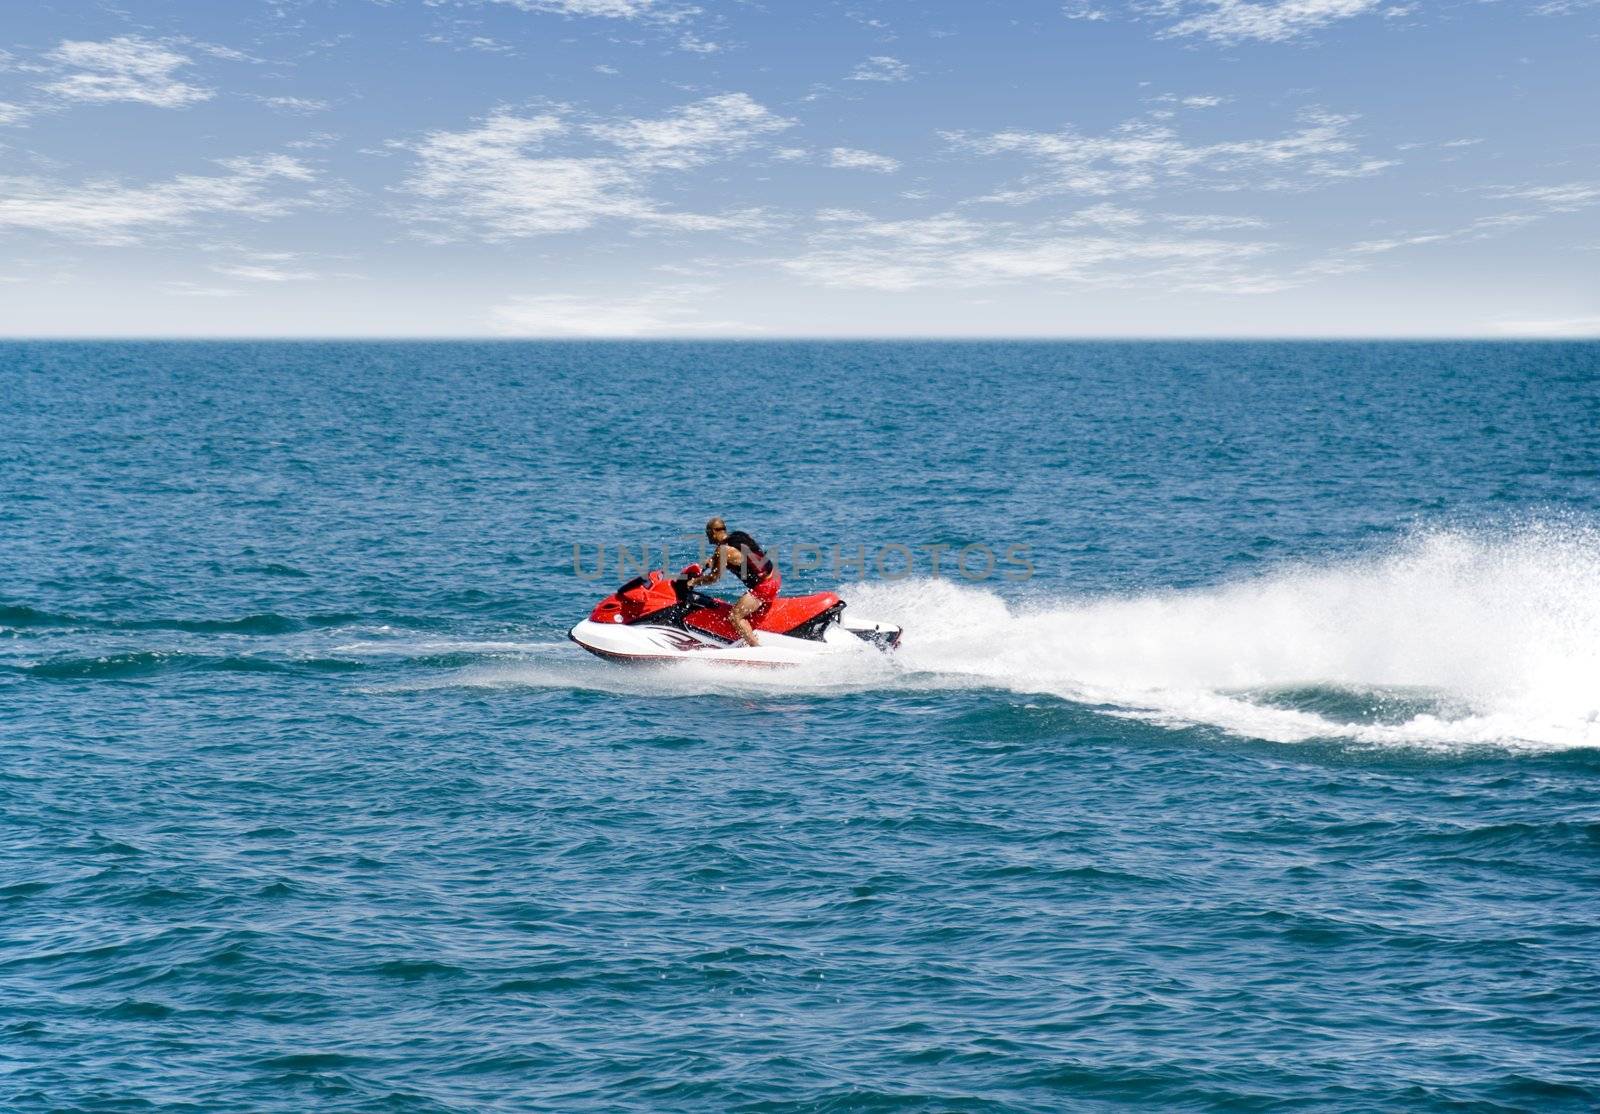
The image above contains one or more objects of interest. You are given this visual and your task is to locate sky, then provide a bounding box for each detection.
[0,0,1595,337]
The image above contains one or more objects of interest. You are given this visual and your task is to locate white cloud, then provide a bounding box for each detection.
[399,96,790,240]
[1145,92,1229,111]
[260,96,330,114]
[192,43,256,63]
[1348,213,1538,255]
[200,244,349,283]
[401,113,643,236]
[828,147,901,173]
[1059,202,1146,228]
[1063,3,1112,19]
[0,102,29,126]
[1163,212,1269,230]
[586,93,792,169]
[425,31,517,53]
[489,286,758,336]
[287,132,340,150]
[0,155,319,245]
[1348,182,1600,255]
[1328,184,1598,277]
[849,56,911,82]
[1156,0,1383,43]
[484,0,709,50]
[491,0,661,16]
[677,34,723,53]
[486,0,702,23]
[213,261,321,282]
[954,111,1392,201]
[1534,0,1600,14]
[1488,182,1600,211]
[780,209,1290,294]
[217,264,307,281]
[960,237,1270,283]
[42,37,213,109]
[781,214,988,290]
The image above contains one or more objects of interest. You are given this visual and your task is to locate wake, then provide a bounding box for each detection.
[366,524,1600,751]
[851,522,1600,750]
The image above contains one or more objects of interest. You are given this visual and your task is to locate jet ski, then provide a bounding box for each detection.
[569,564,902,666]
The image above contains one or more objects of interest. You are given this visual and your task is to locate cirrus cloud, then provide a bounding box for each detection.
[397,94,792,240]
[42,36,213,109]
[849,56,911,82]
[1153,0,1385,42]
[0,155,320,245]
[828,147,902,173]
[780,209,1291,294]
[952,110,1393,201]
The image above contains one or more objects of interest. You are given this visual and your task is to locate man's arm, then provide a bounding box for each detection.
[691,545,729,586]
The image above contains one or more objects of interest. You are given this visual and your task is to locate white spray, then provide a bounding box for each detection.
[849,524,1600,750]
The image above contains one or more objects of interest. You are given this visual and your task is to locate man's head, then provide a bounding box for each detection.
[705,516,728,545]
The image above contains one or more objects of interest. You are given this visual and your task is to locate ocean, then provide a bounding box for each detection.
[3,340,1598,1111]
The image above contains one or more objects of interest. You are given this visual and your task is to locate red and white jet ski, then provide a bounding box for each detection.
[569,565,902,666]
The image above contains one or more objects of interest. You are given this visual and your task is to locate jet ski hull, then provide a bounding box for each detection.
[568,566,901,666]
[568,617,895,666]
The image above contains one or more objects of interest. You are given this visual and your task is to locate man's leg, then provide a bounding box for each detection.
[730,593,762,647]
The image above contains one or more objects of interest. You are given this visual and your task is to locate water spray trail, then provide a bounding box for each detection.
[850,524,1600,749]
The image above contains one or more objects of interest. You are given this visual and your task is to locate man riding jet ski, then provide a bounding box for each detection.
[568,520,901,666]
[687,517,778,646]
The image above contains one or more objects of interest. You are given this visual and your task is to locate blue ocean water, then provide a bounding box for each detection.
[3,340,1599,1112]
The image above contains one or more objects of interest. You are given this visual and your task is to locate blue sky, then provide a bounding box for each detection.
[0,0,1595,336]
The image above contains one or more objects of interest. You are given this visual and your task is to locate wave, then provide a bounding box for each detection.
[10,651,366,680]
[0,607,435,636]
[123,614,308,636]
[0,604,80,629]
